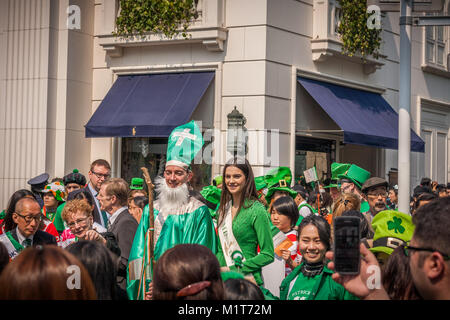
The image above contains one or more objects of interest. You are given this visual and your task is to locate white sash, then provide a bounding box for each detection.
[218,202,245,267]
[0,233,21,260]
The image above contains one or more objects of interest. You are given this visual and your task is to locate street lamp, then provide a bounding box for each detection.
[227,106,248,157]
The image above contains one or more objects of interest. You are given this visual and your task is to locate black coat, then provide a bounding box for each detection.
[11,228,57,246]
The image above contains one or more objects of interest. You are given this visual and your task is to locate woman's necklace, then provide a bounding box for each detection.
[300,260,324,277]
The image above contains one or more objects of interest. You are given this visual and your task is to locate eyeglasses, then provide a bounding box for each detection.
[67,216,90,228]
[15,212,42,224]
[403,245,450,261]
[91,171,111,179]
[367,192,388,199]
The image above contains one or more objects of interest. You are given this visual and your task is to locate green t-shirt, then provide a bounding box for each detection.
[287,272,318,300]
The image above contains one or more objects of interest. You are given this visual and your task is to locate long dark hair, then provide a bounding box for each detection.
[2,189,36,232]
[66,240,118,300]
[217,157,258,226]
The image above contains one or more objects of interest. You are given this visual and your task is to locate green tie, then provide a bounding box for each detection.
[101,210,109,229]
[22,238,32,248]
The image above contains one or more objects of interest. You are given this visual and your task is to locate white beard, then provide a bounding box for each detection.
[154,176,189,212]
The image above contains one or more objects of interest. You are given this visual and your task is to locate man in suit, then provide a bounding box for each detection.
[97,178,138,291]
[87,159,111,229]
[0,198,56,260]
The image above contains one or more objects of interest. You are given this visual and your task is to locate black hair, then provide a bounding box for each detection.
[413,197,450,258]
[420,177,431,187]
[292,184,308,200]
[132,196,149,210]
[67,188,95,207]
[298,215,331,251]
[436,184,447,193]
[271,196,299,227]
[1,189,36,232]
[341,210,370,239]
[414,192,438,211]
[224,278,264,300]
[66,240,119,300]
[0,242,9,276]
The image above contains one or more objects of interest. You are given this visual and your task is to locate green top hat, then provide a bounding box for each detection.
[324,162,351,189]
[254,176,267,191]
[264,167,292,189]
[370,210,415,256]
[265,186,298,203]
[200,185,222,206]
[166,120,204,171]
[130,177,144,190]
[337,164,370,189]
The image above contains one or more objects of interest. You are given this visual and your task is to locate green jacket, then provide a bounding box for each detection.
[278,263,359,300]
[216,200,274,286]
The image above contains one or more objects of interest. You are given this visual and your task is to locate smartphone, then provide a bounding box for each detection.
[333,216,361,275]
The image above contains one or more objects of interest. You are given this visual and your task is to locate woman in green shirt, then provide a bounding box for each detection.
[279,215,358,300]
[216,157,274,287]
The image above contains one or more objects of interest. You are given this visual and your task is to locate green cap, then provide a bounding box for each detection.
[324,162,351,189]
[337,164,370,189]
[254,176,267,191]
[166,120,204,171]
[264,167,292,189]
[130,177,144,190]
[370,210,415,256]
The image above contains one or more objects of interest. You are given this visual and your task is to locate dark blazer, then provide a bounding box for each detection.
[11,229,57,246]
[108,209,138,290]
[86,184,105,227]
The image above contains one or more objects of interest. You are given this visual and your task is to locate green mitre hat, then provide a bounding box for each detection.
[337,164,370,189]
[166,120,204,171]
[370,210,415,256]
[324,162,351,188]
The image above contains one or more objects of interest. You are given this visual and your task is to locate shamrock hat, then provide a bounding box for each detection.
[370,210,415,256]
[337,164,370,189]
[166,120,204,171]
[130,177,144,190]
[324,163,351,189]
[41,181,66,202]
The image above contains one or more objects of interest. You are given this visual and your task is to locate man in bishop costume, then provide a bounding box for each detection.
[126,121,217,300]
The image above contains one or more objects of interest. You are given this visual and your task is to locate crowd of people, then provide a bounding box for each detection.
[0,120,449,301]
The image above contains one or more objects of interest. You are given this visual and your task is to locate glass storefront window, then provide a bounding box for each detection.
[121,137,212,193]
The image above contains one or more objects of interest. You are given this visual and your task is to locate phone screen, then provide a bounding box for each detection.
[333,216,360,274]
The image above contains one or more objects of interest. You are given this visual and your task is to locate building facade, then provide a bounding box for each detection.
[1,0,450,208]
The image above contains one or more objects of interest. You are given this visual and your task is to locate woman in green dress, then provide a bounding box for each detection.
[216,157,274,287]
[279,215,358,300]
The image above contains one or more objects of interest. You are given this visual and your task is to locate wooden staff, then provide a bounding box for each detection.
[138,166,155,298]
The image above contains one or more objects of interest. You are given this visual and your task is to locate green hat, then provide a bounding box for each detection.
[166,120,204,171]
[324,162,351,189]
[200,185,221,206]
[264,167,292,189]
[370,210,415,256]
[221,271,245,282]
[130,177,144,190]
[254,176,267,191]
[41,181,66,202]
[265,186,298,203]
[212,175,223,187]
[337,164,370,189]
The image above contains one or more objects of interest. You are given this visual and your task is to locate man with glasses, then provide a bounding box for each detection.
[87,159,112,229]
[361,177,389,230]
[0,198,56,259]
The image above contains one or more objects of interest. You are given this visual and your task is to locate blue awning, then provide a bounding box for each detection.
[298,77,425,152]
[85,72,214,137]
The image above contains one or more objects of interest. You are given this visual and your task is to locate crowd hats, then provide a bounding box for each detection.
[337,164,371,189]
[27,173,49,190]
[41,181,67,202]
[63,169,86,187]
[370,210,415,256]
[361,177,389,194]
[264,167,297,202]
[166,120,204,171]
[324,162,351,189]
[130,177,144,190]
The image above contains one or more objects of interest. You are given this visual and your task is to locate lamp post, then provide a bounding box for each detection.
[227,106,248,158]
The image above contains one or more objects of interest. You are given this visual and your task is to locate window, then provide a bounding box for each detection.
[425,24,446,66]
[331,0,343,38]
